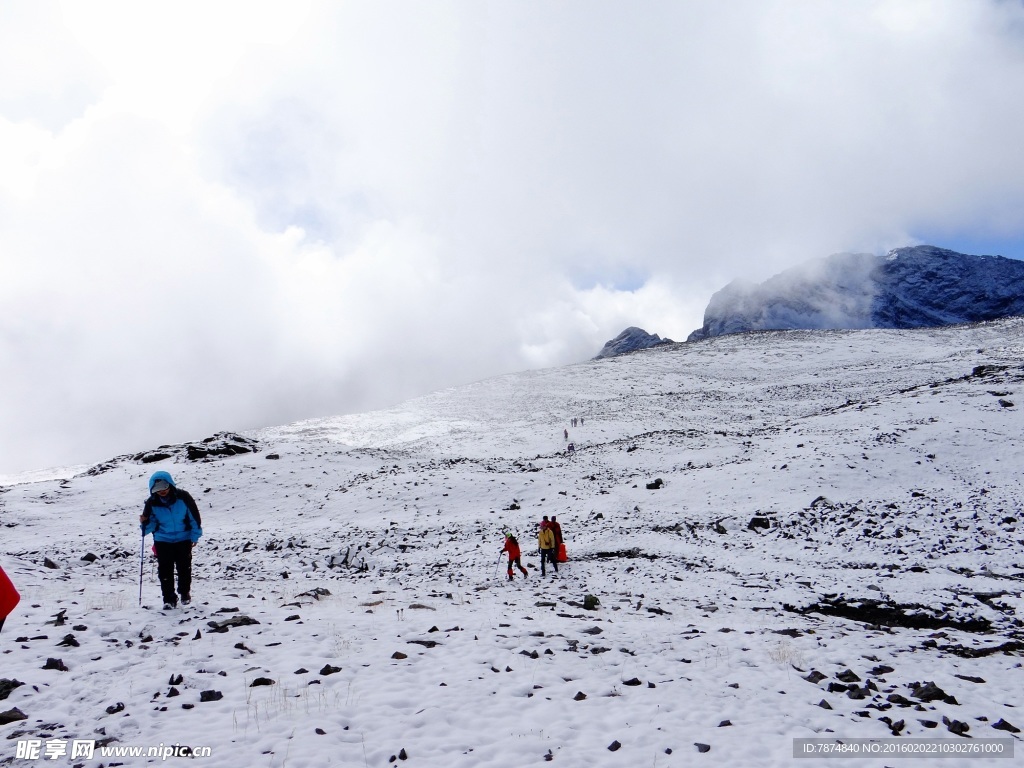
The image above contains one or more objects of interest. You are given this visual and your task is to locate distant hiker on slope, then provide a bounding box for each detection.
[140,471,203,609]
[538,520,558,577]
[501,533,529,580]
[564,428,569,441]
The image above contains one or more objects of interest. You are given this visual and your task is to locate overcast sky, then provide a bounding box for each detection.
[2,0,1024,476]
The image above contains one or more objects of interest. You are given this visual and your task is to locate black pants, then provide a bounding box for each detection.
[155,541,192,604]
[540,548,558,575]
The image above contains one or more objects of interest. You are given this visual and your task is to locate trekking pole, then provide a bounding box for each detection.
[493,552,504,580]
[138,532,145,606]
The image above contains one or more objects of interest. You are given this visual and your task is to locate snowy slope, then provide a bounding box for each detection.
[1,320,1023,767]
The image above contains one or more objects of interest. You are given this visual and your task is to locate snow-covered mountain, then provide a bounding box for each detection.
[593,327,674,359]
[688,246,1024,341]
[1,320,1023,766]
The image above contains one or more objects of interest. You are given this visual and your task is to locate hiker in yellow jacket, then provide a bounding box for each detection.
[537,520,558,577]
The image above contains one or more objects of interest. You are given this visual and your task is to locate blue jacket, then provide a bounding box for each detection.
[141,471,203,544]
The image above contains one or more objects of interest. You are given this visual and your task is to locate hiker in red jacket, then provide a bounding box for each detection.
[0,562,20,633]
[501,533,529,580]
[550,516,563,547]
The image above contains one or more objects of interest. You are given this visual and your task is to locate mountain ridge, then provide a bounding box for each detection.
[688,245,1024,341]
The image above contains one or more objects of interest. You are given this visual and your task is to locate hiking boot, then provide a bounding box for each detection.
[181,595,191,606]
[162,601,176,610]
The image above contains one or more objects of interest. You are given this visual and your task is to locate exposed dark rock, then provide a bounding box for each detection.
[646,478,664,490]
[199,690,223,702]
[887,693,914,707]
[127,432,260,466]
[206,615,260,633]
[42,658,67,671]
[0,679,25,701]
[747,516,771,531]
[910,681,957,705]
[695,743,711,753]
[937,640,1024,658]
[105,702,125,715]
[319,665,342,675]
[992,719,1020,734]
[607,740,621,752]
[784,596,991,632]
[594,327,673,359]
[250,678,275,687]
[943,716,969,736]
[591,548,657,560]
[954,674,986,683]
[138,451,173,463]
[0,707,27,724]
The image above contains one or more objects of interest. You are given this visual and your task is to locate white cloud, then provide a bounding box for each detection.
[2,0,1024,473]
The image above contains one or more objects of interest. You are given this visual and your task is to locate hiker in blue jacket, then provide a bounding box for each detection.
[140,471,202,609]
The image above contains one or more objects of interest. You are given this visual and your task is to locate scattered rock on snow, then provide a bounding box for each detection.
[0,708,28,724]
[943,716,969,736]
[206,615,260,633]
[910,681,958,705]
[0,679,25,701]
[992,719,1020,734]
